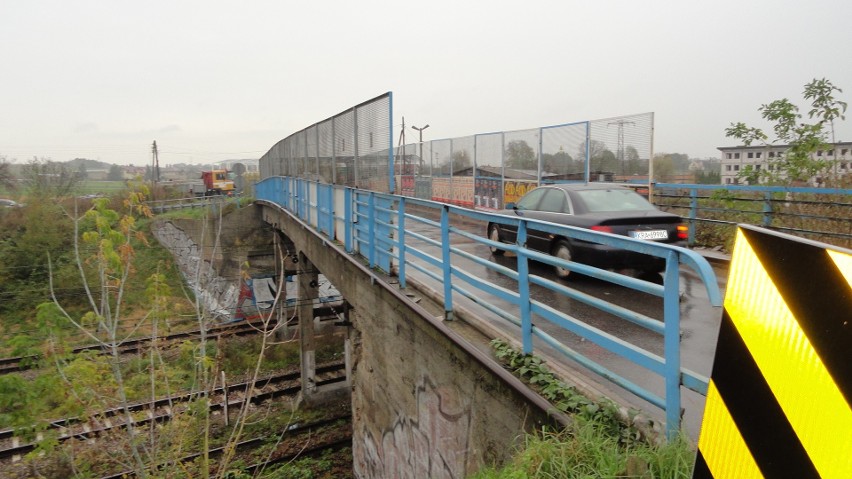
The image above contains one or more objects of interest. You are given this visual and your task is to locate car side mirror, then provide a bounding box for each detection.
[505,202,516,210]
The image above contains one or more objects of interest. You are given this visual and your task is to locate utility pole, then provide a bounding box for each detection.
[395,117,407,193]
[151,140,160,183]
[412,123,430,173]
[608,120,634,176]
[150,140,159,201]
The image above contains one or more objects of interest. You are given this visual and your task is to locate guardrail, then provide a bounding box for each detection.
[146,195,243,214]
[654,183,852,247]
[256,176,723,439]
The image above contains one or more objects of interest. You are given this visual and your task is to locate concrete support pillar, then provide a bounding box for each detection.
[298,251,319,400]
[274,253,298,341]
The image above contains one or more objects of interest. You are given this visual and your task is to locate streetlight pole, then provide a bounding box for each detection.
[412,124,430,174]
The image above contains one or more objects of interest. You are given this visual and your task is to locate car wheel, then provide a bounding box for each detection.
[552,240,573,279]
[488,224,505,256]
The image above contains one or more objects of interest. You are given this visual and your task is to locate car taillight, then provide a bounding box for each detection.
[677,224,688,240]
[591,226,614,233]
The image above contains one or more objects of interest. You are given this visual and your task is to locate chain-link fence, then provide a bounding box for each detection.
[396,113,653,210]
[259,93,394,193]
[589,112,655,183]
[259,97,653,206]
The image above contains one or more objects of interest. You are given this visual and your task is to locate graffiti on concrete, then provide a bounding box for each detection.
[359,375,471,479]
[151,221,239,319]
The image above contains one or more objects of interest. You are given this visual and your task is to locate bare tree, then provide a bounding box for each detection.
[46,189,154,476]
[20,158,79,198]
[19,186,298,478]
[0,156,16,190]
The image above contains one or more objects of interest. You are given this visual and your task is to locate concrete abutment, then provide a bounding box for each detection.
[260,202,565,478]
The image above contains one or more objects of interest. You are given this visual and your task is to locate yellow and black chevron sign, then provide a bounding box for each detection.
[694,225,852,479]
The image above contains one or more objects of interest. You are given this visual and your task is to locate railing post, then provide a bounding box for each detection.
[517,221,532,354]
[441,204,453,320]
[368,192,376,268]
[663,249,682,441]
[344,188,353,253]
[282,177,285,207]
[762,191,772,227]
[301,180,308,220]
[316,183,323,234]
[292,178,298,214]
[283,176,288,207]
[305,180,312,225]
[689,189,698,246]
[397,196,407,289]
[327,185,335,240]
[288,177,294,210]
[295,179,301,217]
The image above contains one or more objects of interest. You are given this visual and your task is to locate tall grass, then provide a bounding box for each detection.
[483,340,697,478]
[470,422,695,479]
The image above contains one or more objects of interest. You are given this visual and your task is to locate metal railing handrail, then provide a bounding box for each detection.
[653,183,852,245]
[655,182,852,196]
[145,194,244,212]
[256,176,723,440]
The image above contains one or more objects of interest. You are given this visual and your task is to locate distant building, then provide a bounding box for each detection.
[718,142,852,185]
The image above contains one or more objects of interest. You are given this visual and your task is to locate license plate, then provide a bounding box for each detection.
[630,229,668,240]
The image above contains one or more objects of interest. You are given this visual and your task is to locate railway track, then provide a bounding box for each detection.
[0,305,343,375]
[99,414,353,479]
[0,361,347,463]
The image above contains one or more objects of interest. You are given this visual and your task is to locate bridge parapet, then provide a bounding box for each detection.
[257,176,723,441]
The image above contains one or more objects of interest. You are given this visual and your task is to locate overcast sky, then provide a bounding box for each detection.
[2,0,851,166]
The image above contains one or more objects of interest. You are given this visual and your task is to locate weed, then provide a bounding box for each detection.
[470,424,694,479]
[484,339,696,478]
[491,339,638,444]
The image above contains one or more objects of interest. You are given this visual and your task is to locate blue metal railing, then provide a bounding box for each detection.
[256,176,723,439]
[654,183,852,245]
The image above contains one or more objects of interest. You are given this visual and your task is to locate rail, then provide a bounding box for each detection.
[0,363,346,461]
[0,306,341,375]
[145,194,244,214]
[256,176,723,439]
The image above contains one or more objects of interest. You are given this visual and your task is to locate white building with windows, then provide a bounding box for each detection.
[718,142,852,185]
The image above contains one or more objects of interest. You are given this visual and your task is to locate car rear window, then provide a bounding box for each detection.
[575,189,657,212]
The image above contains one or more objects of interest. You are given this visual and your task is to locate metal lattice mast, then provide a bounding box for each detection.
[608,120,634,175]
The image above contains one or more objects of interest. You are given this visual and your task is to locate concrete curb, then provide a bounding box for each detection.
[692,247,731,266]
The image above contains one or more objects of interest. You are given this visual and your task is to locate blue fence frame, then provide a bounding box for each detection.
[655,183,852,245]
[257,176,723,439]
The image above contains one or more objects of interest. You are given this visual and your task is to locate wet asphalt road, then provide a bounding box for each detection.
[401,211,727,438]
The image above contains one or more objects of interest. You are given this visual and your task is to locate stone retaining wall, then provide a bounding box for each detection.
[150,205,275,321]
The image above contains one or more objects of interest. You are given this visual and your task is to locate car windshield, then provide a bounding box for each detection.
[515,187,547,210]
[574,189,657,212]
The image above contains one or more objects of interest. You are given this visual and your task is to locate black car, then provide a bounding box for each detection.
[486,184,687,278]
